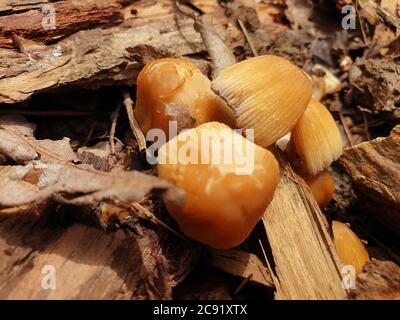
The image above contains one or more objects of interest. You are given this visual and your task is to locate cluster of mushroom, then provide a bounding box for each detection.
[134,56,343,250]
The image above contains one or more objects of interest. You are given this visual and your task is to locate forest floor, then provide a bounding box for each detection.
[0,0,399,300]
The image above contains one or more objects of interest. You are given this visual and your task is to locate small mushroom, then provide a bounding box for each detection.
[157,122,280,249]
[211,55,312,147]
[305,170,335,209]
[332,221,370,275]
[134,58,234,137]
[289,98,343,177]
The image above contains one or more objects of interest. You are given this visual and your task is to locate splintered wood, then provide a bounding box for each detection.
[209,249,274,288]
[262,156,347,300]
[0,220,172,299]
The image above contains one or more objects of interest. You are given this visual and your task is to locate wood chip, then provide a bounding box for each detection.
[262,157,347,300]
[209,249,274,288]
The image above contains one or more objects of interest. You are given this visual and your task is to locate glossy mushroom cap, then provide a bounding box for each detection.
[332,221,370,274]
[135,58,234,138]
[158,122,280,249]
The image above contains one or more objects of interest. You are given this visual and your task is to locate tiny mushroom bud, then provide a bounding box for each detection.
[211,55,312,147]
[289,98,343,177]
[312,64,342,97]
[339,55,353,73]
[306,170,335,209]
[157,122,280,249]
[332,221,370,274]
[134,58,234,137]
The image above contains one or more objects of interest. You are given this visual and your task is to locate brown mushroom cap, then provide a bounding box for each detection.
[211,55,313,148]
[158,122,280,249]
[290,98,343,177]
[135,58,234,137]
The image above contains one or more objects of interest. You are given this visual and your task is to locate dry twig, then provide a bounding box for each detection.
[130,202,189,243]
[194,15,236,79]
[339,112,354,147]
[122,90,147,152]
[237,19,258,57]
[110,102,122,154]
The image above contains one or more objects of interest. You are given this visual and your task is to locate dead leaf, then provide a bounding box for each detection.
[0,115,77,164]
[0,161,183,209]
[0,116,184,212]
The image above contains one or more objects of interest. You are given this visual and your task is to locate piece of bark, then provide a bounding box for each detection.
[194,15,236,79]
[358,0,400,27]
[262,156,347,300]
[156,224,202,287]
[10,34,48,54]
[0,0,129,48]
[352,259,400,300]
[0,161,184,209]
[77,141,125,172]
[350,58,400,114]
[0,0,275,104]
[95,202,201,286]
[0,1,59,14]
[0,215,173,299]
[208,249,274,288]
[0,1,206,104]
[340,125,400,237]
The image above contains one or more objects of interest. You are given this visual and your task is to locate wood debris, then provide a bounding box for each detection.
[262,156,347,300]
[0,0,399,301]
[0,216,175,299]
[0,115,183,212]
[340,125,400,237]
[352,259,400,300]
[208,249,274,288]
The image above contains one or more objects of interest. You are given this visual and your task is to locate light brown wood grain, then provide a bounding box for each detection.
[262,156,347,300]
[0,216,173,299]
